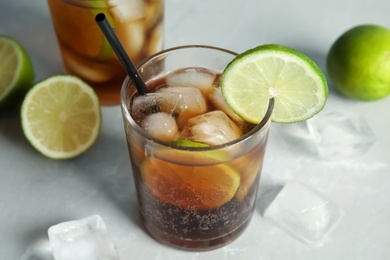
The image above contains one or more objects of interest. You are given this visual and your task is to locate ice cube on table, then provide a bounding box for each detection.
[307,110,376,160]
[48,215,119,260]
[157,86,207,128]
[20,238,54,260]
[142,112,178,141]
[263,181,343,247]
[180,110,243,146]
[166,67,216,96]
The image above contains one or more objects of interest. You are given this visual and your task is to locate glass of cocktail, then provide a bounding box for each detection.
[47,0,164,105]
[120,45,274,251]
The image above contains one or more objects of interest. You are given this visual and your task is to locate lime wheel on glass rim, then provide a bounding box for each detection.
[139,44,328,210]
[221,44,328,124]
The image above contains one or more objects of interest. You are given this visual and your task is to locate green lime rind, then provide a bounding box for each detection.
[327,24,390,101]
[0,35,35,109]
[171,139,209,148]
[221,44,328,124]
[170,139,229,163]
[150,139,231,166]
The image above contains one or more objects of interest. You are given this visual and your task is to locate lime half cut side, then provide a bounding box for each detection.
[21,75,101,159]
[221,44,328,124]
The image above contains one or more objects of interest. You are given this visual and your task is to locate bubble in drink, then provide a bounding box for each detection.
[48,215,119,260]
[142,112,179,141]
[180,110,243,146]
[263,182,344,247]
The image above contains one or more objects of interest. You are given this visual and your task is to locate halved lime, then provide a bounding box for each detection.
[0,36,34,109]
[21,75,101,159]
[221,44,328,123]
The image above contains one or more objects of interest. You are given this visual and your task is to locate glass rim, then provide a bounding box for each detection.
[120,45,274,151]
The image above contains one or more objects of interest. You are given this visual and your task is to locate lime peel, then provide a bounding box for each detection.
[221,44,328,124]
[327,24,390,101]
[171,139,209,147]
[0,35,34,109]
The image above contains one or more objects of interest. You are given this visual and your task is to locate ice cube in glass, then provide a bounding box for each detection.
[157,86,207,128]
[180,110,243,146]
[48,215,119,260]
[141,112,178,141]
[263,181,343,247]
[166,67,216,96]
[130,92,181,123]
[209,86,246,129]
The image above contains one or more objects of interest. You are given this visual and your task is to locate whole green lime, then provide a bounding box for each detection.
[327,24,390,101]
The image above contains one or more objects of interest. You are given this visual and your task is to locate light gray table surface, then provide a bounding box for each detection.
[1,0,389,259]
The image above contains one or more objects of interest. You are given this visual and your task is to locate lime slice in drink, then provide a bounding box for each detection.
[141,155,240,209]
[21,75,101,159]
[221,44,328,123]
[0,36,34,109]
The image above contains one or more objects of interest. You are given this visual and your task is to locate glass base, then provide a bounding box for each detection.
[139,211,252,252]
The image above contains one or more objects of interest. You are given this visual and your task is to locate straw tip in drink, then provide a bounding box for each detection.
[95,13,106,22]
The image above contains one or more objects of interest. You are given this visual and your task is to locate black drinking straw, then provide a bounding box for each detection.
[95,13,149,95]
